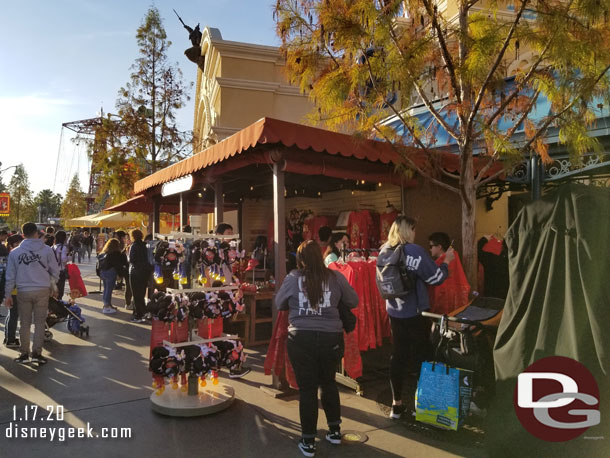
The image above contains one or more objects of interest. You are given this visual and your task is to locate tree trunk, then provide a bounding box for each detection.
[459,143,478,292]
[461,184,478,292]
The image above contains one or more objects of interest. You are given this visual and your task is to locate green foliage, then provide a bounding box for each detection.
[6,164,36,230]
[90,6,193,205]
[60,175,87,221]
[275,0,610,284]
[275,0,610,172]
[33,189,63,223]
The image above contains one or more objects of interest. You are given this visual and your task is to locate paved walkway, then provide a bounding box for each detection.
[0,257,485,458]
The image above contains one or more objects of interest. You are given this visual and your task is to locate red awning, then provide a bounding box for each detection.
[134,117,503,194]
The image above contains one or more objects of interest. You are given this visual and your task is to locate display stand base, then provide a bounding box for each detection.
[151,382,235,417]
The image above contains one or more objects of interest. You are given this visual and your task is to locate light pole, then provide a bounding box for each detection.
[0,162,18,175]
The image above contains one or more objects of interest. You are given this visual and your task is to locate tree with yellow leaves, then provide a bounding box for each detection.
[275,0,610,284]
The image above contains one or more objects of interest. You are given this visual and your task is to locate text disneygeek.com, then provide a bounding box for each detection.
[4,422,132,441]
[5,404,132,441]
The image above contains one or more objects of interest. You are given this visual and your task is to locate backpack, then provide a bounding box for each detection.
[96,253,108,276]
[376,244,414,299]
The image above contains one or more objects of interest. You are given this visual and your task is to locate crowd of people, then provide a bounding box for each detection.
[2,215,474,457]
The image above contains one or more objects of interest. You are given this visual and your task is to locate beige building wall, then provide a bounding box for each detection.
[193,27,314,152]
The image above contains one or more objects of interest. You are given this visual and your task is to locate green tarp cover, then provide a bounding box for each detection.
[489,183,610,456]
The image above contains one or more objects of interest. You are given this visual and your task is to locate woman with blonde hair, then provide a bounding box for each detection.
[98,238,128,314]
[275,240,358,457]
[378,216,455,420]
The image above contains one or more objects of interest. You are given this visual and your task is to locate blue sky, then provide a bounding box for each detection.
[0,0,280,197]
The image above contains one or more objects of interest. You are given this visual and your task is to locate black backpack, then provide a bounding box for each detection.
[96,253,108,276]
[376,244,414,299]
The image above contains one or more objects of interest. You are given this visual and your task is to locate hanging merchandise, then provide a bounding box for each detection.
[152,240,185,290]
[429,250,470,315]
[264,310,298,388]
[330,257,391,352]
[347,210,379,249]
[379,208,398,243]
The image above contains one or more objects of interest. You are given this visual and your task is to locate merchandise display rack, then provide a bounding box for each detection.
[149,233,244,417]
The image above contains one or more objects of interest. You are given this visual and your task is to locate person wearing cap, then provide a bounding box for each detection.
[4,223,59,364]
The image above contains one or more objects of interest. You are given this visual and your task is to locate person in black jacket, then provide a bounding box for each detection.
[128,229,151,322]
[98,238,128,314]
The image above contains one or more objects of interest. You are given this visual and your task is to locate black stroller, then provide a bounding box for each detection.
[422,296,504,411]
[45,297,90,340]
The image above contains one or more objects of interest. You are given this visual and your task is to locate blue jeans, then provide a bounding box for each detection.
[100,268,117,306]
[4,295,19,343]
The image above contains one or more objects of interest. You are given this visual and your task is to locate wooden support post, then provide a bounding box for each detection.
[401,180,407,215]
[273,162,286,288]
[214,179,224,227]
[260,158,294,397]
[152,196,160,235]
[180,193,188,229]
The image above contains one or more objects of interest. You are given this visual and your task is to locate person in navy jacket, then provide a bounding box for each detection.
[379,216,454,420]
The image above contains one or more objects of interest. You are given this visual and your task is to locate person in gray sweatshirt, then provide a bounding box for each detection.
[275,240,358,457]
[3,222,60,364]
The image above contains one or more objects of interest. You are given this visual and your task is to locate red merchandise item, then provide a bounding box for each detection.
[347,211,375,249]
[329,261,355,283]
[379,210,398,243]
[482,236,503,255]
[328,262,364,377]
[66,263,87,297]
[197,318,224,339]
[310,216,336,242]
[170,321,189,343]
[263,310,298,388]
[342,330,363,379]
[428,251,471,315]
[149,320,170,357]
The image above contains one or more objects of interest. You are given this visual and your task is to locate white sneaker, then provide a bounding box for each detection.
[102,306,117,314]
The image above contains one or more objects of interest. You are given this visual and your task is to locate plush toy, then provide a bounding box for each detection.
[215,339,246,371]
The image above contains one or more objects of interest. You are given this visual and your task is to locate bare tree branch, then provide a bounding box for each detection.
[474,89,541,186]
[387,26,461,141]
[468,0,530,136]
[478,163,511,187]
[421,0,462,105]
[372,124,460,195]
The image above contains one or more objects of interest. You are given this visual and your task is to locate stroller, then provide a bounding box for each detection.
[45,297,90,341]
[422,296,504,410]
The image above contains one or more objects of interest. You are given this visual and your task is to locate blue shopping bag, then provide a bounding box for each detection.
[415,361,473,430]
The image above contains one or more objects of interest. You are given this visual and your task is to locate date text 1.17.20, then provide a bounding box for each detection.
[12,405,64,421]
